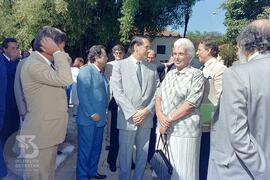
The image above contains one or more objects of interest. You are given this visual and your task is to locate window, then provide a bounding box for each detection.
[157,45,166,54]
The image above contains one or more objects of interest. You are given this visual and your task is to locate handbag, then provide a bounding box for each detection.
[150,134,173,180]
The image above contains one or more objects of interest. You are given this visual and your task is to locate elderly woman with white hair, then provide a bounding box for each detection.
[155,38,205,180]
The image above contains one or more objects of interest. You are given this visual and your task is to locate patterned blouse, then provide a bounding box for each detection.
[156,66,205,137]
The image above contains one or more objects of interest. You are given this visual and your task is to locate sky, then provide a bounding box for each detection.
[177,0,226,34]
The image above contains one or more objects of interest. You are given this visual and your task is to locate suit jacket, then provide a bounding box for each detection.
[208,53,270,180]
[0,57,7,130]
[14,58,27,115]
[76,64,109,127]
[202,58,226,106]
[111,56,159,130]
[20,51,72,149]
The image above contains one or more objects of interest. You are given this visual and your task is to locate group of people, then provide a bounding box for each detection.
[0,18,270,180]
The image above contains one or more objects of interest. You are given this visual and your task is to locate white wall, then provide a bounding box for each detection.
[151,37,179,63]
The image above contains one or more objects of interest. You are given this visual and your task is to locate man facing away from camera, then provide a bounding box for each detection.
[208,19,270,180]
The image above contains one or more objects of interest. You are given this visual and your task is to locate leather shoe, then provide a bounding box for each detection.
[89,173,107,179]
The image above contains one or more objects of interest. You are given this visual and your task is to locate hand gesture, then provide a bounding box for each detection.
[40,37,60,56]
[132,108,150,126]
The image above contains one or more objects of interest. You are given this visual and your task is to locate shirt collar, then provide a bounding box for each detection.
[204,57,217,67]
[248,51,260,61]
[35,51,52,66]
[93,63,102,72]
[175,66,189,75]
[130,55,142,66]
[3,53,11,61]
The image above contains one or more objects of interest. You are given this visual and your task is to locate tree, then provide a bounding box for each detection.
[0,0,201,57]
[223,0,270,43]
[186,31,225,48]
[119,0,199,43]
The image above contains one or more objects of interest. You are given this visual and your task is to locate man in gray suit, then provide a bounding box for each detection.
[207,19,270,180]
[111,36,159,180]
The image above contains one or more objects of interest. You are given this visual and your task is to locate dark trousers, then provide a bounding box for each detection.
[0,108,20,146]
[0,141,7,178]
[199,132,210,180]
[107,98,119,166]
[147,114,157,162]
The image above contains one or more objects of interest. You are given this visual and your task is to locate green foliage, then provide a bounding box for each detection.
[257,7,270,19]
[219,43,237,67]
[223,0,270,44]
[186,31,225,49]
[119,0,139,44]
[0,0,199,57]
[119,0,199,44]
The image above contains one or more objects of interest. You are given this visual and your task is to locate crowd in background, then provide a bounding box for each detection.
[0,19,270,180]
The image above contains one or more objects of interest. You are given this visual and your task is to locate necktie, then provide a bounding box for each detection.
[50,64,56,70]
[200,65,205,70]
[136,61,142,89]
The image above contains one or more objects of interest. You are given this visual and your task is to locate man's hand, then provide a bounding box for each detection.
[40,37,61,56]
[132,108,150,126]
[91,113,101,121]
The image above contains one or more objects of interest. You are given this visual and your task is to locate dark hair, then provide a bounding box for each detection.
[2,38,17,49]
[33,26,66,52]
[30,38,35,49]
[87,45,106,63]
[129,36,150,53]
[237,21,270,54]
[112,44,125,53]
[199,37,219,58]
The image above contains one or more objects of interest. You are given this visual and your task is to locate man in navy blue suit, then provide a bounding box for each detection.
[0,38,20,147]
[0,49,7,178]
[76,45,109,180]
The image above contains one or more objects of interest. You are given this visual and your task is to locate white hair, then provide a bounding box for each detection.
[173,38,195,60]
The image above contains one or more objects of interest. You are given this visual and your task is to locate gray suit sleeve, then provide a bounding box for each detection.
[111,61,137,120]
[221,68,266,178]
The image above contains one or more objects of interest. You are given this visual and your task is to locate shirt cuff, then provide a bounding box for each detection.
[53,50,61,56]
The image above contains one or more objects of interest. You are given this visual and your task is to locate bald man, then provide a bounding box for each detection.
[208,19,270,180]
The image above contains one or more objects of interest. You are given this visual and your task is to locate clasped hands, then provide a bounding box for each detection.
[157,112,172,134]
[132,108,150,126]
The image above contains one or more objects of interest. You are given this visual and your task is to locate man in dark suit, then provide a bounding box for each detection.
[0,38,20,147]
[105,44,125,172]
[76,45,108,180]
[0,50,7,179]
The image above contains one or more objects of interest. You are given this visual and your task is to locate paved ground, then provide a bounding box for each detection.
[55,108,154,180]
[2,107,154,180]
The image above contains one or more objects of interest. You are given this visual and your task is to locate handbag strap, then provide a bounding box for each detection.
[158,134,172,164]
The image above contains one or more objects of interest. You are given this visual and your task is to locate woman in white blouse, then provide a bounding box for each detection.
[155,38,205,180]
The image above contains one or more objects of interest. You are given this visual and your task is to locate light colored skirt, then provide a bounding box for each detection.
[156,134,201,180]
